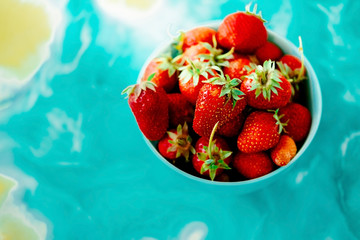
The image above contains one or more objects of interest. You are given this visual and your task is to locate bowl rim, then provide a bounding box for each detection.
[137,21,323,186]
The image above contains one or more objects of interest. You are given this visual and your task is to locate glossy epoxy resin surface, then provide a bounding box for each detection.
[0,0,359,239]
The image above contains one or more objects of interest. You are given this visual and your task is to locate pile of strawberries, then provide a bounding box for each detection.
[123,4,312,181]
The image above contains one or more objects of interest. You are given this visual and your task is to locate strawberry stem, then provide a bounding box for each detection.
[176,138,186,146]
[199,121,232,180]
[297,36,306,83]
[207,122,219,159]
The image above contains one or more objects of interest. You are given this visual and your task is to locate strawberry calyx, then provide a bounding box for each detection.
[198,35,235,67]
[179,59,215,86]
[277,37,307,96]
[172,31,186,54]
[269,109,288,134]
[248,60,283,101]
[157,53,182,77]
[244,62,259,76]
[122,74,157,100]
[204,67,245,108]
[198,122,232,181]
[245,3,266,23]
[167,122,195,161]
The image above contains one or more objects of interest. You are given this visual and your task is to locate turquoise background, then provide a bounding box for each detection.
[1,0,360,239]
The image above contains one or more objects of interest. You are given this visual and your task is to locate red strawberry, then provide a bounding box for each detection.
[217,4,267,53]
[158,122,195,162]
[181,40,234,67]
[232,52,249,60]
[142,55,179,92]
[122,81,168,141]
[279,55,302,71]
[241,60,291,109]
[178,60,215,105]
[233,151,274,179]
[192,122,232,180]
[182,43,210,63]
[181,27,217,51]
[278,38,308,99]
[223,56,251,80]
[167,93,194,127]
[270,135,297,166]
[193,72,246,137]
[278,103,311,142]
[218,113,245,137]
[237,110,286,153]
[255,41,283,64]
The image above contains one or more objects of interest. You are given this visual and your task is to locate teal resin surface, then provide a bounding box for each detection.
[0,0,359,239]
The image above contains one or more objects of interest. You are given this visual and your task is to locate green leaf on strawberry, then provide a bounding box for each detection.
[196,122,232,180]
[247,60,283,101]
[172,31,186,54]
[204,68,245,108]
[179,59,215,86]
[121,77,157,100]
[166,122,195,161]
[270,108,288,134]
[245,3,266,23]
[197,35,234,67]
[157,53,182,78]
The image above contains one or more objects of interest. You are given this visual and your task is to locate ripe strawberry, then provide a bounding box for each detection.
[167,93,194,127]
[218,113,245,137]
[193,71,246,137]
[255,41,283,64]
[279,55,302,71]
[178,60,215,105]
[181,39,234,67]
[158,122,195,162]
[122,80,168,141]
[142,55,179,92]
[182,43,210,63]
[223,56,251,80]
[241,60,291,109]
[278,103,311,142]
[192,122,232,180]
[233,151,274,179]
[217,4,267,53]
[270,135,297,166]
[277,37,307,97]
[232,53,249,60]
[237,110,286,153]
[180,27,217,51]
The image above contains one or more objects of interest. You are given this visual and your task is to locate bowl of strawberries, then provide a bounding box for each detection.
[123,4,322,192]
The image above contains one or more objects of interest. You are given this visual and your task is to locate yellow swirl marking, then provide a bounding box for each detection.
[0,174,46,240]
[0,0,52,82]
[125,0,156,10]
[0,175,15,207]
[0,215,38,240]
